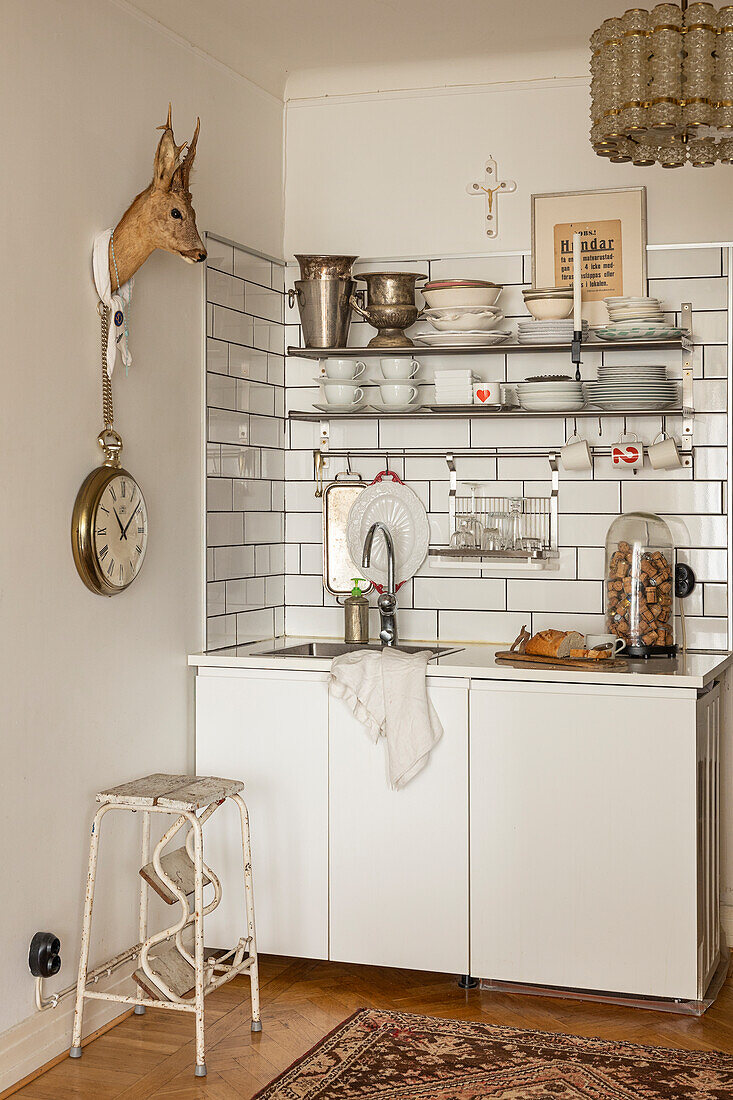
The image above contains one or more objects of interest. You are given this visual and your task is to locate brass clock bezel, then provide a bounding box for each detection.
[71,464,147,597]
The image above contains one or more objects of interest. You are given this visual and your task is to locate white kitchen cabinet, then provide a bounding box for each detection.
[469,678,721,1002]
[329,678,470,974]
[195,667,330,959]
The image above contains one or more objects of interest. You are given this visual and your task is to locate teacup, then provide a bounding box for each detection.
[378,383,418,406]
[586,633,627,656]
[560,432,592,471]
[648,430,682,470]
[322,381,364,406]
[380,357,419,380]
[612,432,643,469]
[473,380,503,406]
[323,358,366,380]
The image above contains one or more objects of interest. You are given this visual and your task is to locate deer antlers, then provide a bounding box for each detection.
[153,103,199,195]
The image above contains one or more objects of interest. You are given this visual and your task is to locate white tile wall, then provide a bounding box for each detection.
[282,245,730,650]
[205,235,285,649]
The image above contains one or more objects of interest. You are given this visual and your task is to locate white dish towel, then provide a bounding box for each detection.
[330,648,443,788]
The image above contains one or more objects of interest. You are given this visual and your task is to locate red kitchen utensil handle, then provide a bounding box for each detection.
[371,469,404,485]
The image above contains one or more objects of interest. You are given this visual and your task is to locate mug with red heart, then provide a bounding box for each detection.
[611,432,644,469]
[473,380,503,407]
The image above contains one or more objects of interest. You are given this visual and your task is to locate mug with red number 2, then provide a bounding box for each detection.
[611,432,644,469]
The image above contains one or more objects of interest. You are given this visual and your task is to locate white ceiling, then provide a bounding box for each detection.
[126,0,616,99]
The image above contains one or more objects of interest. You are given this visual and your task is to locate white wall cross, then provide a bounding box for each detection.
[466,156,517,238]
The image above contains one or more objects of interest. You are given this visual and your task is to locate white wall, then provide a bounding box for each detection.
[284,79,733,256]
[0,0,283,1075]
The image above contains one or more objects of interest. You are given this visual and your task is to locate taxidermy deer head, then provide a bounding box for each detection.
[109,105,206,289]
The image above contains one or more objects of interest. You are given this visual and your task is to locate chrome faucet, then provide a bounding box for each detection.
[362,521,398,646]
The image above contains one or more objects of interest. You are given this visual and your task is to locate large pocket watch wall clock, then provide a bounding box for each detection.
[72,104,205,596]
[71,305,149,596]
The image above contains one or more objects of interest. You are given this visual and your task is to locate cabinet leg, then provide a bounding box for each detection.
[458,974,479,989]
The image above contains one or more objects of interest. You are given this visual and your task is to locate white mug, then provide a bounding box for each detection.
[323,358,366,380]
[380,357,419,380]
[323,382,364,406]
[612,432,643,469]
[378,382,417,405]
[473,380,503,406]
[586,633,627,656]
[648,431,682,470]
[560,432,592,471]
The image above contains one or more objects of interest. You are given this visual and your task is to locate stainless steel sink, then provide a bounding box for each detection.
[256,642,460,660]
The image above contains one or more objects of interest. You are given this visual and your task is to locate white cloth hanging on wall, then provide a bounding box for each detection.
[92,229,133,376]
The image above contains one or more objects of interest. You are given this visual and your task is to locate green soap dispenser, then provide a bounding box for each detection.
[344,578,369,644]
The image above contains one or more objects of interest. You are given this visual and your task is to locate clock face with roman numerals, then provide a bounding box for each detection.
[71,464,149,596]
[92,474,148,590]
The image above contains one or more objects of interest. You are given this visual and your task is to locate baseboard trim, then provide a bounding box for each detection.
[0,967,134,1096]
[722,903,733,944]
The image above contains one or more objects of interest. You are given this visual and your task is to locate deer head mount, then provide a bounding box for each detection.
[109,105,206,290]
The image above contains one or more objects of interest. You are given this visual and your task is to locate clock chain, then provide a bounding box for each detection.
[98,303,114,430]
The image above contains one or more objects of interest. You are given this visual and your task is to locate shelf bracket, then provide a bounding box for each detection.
[466,156,517,239]
[680,302,694,457]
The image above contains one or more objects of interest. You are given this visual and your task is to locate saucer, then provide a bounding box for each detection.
[313,402,366,413]
[367,403,424,414]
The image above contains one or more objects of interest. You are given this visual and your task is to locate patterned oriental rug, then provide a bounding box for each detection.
[253,1008,733,1099]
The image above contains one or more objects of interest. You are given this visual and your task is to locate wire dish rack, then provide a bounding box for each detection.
[429,453,559,570]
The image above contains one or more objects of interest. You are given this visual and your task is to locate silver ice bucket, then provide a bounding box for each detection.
[295,277,356,348]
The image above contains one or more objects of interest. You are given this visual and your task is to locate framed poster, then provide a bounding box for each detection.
[531,187,647,326]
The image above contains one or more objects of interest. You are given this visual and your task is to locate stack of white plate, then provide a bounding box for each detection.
[517,319,589,345]
[414,330,512,347]
[583,373,679,410]
[596,364,668,384]
[516,379,585,412]
[604,296,664,323]
[434,368,476,405]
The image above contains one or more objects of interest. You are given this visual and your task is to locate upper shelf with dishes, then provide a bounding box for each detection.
[286,256,693,419]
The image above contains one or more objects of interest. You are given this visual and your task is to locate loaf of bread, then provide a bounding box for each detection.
[525,629,584,658]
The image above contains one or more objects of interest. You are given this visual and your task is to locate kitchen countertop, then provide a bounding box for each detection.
[189,637,732,690]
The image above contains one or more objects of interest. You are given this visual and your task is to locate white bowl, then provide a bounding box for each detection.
[525,297,574,321]
[423,286,502,308]
[424,308,505,332]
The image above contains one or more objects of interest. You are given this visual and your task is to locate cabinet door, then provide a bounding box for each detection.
[329,678,469,974]
[470,680,698,999]
[195,668,329,960]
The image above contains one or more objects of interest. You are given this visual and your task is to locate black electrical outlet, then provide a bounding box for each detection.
[28,932,61,978]
[675,563,697,600]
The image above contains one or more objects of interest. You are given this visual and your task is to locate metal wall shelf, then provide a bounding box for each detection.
[287,339,687,359]
[289,408,685,422]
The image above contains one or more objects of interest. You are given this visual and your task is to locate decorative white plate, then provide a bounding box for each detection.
[585,398,679,410]
[313,402,366,413]
[592,324,684,341]
[346,480,430,589]
[413,330,512,347]
[366,403,425,414]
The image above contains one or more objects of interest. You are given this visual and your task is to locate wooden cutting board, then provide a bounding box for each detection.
[495,650,628,671]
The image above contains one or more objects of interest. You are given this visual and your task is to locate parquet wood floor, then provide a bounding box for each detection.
[13,955,733,1098]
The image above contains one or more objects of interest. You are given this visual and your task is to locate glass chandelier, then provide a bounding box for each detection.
[590,3,733,166]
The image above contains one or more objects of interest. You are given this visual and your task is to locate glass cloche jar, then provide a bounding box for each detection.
[605,512,676,658]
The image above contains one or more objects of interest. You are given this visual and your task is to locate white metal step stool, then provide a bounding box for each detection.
[70,773,261,1077]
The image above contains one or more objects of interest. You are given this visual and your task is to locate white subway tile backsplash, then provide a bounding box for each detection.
[438,610,526,644]
[213,305,253,346]
[207,372,237,411]
[229,344,269,382]
[207,581,226,617]
[209,408,250,446]
[208,511,244,547]
[208,269,245,312]
[508,579,603,614]
[621,480,722,515]
[247,283,283,323]
[647,247,722,280]
[234,249,272,288]
[208,245,728,652]
[206,238,234,274]
[207,613,237,651]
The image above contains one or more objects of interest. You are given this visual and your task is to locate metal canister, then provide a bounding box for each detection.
[344,579,369,644]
